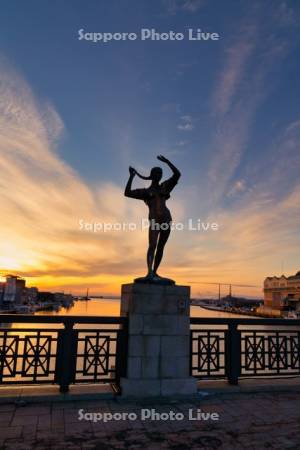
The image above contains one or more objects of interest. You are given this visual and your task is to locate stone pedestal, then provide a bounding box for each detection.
[120,283,197,397]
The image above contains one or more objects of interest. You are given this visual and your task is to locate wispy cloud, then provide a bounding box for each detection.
[207,2,297,205]
[0,62,153,293]
[177,115,194,131]
[226,179,247,198]
[163,0,205,14]
[169,3,300,294]
[211,25,257,116]
[177,111,300,294]
[285,119,300,134]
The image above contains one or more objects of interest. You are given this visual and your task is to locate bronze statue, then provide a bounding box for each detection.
[124,155,181,284]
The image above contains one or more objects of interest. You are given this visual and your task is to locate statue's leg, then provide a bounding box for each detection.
[153,226,171,273]
[147,228,159,274]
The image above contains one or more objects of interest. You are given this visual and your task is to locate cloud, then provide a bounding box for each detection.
[207,2,296,205]
[226,179,247,198]
[168,182,300,296]
[180,0,204,13]
[212,36,256,116]
[274,1,297,26]
[0,62,152,293]
[177,115,194,131]
[176,111,300,295]
[285,119,300,134]
[163,0,204,14]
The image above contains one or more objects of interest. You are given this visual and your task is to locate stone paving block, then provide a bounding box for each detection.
[11,414,38,427]
[0,411,14,426]
[63,408,81,423]
[51,408,64,426]
[21,427,37,441]
[161,377,198,396]
[0,404,15,412]
[64,421,92,436]
[0,425,22,439]
[37,414,51,430]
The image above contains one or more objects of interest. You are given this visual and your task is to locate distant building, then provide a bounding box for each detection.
[2,276,26,305]
[38,291,55,303]
[22,287,38,305]
[0,282,5,306]
[54,292,73,307]
[264,271,300,311]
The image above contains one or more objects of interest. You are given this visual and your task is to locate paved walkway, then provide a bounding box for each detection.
[0,391,299,449]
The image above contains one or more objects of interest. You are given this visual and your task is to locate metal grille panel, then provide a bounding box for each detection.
[241,331,300,376]
[191,329,226,378]
[0,330,58,383]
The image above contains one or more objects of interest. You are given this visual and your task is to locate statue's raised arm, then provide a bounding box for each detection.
[157,155,181,179]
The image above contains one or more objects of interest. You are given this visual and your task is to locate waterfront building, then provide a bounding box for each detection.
[2,275,26,305]
[38,291,55,303]
[22,287,38,305]
[264,271,300,311]
[0,282,5,306]
[54,292,74,307]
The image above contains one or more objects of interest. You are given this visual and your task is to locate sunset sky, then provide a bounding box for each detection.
[0,0,299,297]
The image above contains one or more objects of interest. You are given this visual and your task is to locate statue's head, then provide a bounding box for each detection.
[150,166,163,182]
[135,166,163,182]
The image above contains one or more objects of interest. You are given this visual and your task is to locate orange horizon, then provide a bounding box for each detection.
[0,271,264,298]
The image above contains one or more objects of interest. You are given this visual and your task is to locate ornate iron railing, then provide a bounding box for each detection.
[0,315,128,392]
[1,315,299,392]
[190,318,300,384]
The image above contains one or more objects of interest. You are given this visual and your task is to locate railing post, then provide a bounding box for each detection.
[189,329,193,376]
[115,321,128,391]
[56,321,77,393]
[226,322,241,385]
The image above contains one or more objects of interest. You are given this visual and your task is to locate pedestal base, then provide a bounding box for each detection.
[121,377,197,397]
[120,283,197,398]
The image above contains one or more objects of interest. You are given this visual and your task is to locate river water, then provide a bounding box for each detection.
[36,298,253,319]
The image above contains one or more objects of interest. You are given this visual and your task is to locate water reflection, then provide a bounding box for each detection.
[36,299,121,318]
[36,299,253,319]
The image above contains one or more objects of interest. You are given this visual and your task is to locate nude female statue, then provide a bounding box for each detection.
[124,155,181,284]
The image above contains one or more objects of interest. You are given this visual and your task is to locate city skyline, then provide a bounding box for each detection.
[0,0,300,296]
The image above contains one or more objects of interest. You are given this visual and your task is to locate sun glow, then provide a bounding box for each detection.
[0,242,41,274]
[0,256,21,271]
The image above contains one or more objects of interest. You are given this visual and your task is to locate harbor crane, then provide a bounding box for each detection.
[188,281,260,301]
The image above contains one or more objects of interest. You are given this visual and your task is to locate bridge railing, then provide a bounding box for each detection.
[1,315,299,393]
[0,315,128,393]
[190,317,300,384]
